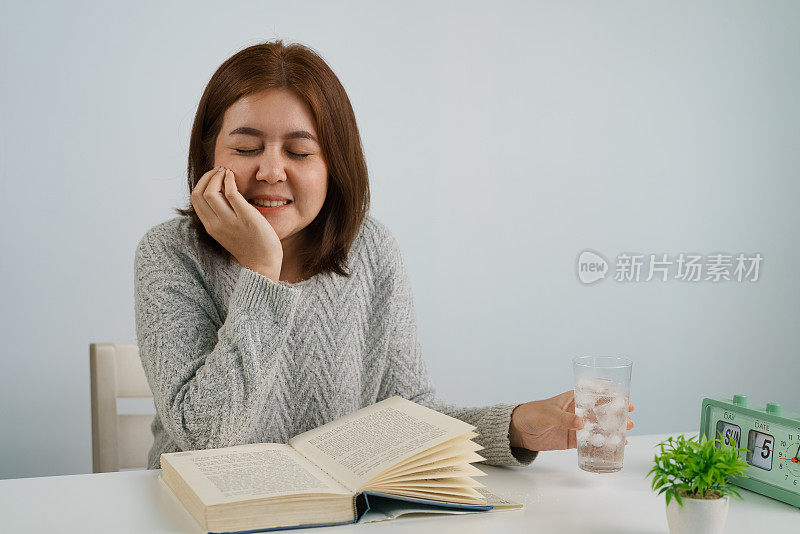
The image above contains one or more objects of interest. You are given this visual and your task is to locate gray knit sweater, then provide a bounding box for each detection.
[133,214,538,470]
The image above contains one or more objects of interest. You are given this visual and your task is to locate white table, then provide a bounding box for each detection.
[1,433,797,533]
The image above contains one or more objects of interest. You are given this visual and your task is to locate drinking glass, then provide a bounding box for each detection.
[572,356,633,473]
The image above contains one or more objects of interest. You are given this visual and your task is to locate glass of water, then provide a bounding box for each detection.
[572,356,633,473]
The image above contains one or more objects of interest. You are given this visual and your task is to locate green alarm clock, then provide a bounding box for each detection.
[700,395,800,508]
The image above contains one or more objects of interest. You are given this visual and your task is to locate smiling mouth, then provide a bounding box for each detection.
[248,200,292,211]
[248,199,293,207]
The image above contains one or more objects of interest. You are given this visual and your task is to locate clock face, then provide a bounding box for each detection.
[778,440,800,481]
[702,399,800,507]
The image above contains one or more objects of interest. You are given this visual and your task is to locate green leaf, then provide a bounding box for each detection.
[649,433,749,505]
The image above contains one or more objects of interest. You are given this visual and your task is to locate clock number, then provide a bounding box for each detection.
[746,430,775,471]
[761,439,772,459]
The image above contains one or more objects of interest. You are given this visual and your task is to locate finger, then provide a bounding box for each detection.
[223,169,250,218]
[204,167,236,219]
[568,428,577,449]
[192,167,224,224]
[628,402,634,412]
[192,166,222,200]
[627,417,634,430]
[560,410,583,430]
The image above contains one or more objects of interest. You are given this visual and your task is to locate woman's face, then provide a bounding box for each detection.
[213,88,328,245]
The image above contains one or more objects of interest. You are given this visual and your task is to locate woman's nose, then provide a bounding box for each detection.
[255,149,287,183]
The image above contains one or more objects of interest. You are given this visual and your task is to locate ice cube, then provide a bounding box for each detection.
[596,409,626,434]
[606,433,623,449]
[608,396,628,414]
[576,377,614,395]
[595,413,615,433]
[589,433,606,448]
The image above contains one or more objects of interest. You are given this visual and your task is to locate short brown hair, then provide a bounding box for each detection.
[174,40,370,279]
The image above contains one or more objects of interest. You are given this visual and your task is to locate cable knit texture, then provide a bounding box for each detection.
[134,214,538,470]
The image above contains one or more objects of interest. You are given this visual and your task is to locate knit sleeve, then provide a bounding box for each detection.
[373,230,538,467]
[134,229,302,453]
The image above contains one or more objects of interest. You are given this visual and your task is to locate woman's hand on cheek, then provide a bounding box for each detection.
[508,390,635,452]
[190,166,284,280]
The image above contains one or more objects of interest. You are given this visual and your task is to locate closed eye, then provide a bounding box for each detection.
[235,148,310,158]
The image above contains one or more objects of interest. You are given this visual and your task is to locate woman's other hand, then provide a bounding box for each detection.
[191,167,284,281]
[508,390,635,451]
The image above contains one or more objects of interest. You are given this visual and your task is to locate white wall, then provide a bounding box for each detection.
[1,0,798,479]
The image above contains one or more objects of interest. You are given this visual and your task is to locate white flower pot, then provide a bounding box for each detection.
[665,494,729,534]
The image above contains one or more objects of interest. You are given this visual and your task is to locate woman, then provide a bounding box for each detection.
[134,40,634,470]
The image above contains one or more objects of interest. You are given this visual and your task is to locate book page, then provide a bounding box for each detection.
[289,396,475,492]
[369,486,484,503]
[376,431,478,471]
[161,443,351,506]
[475,487,524,510]
[370,476,485,489]
[376,443,485,480]
[402,431,479,461]
[391,439,483,471]
[373,462,486,485]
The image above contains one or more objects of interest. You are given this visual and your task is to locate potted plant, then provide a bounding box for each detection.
[646,433,749,534]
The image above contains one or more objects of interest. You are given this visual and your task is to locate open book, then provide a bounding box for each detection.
[159,395,523,533]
